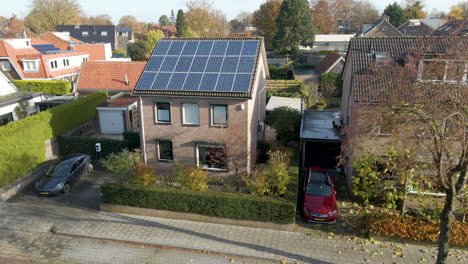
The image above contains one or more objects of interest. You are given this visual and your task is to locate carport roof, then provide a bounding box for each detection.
[300,110,341,142]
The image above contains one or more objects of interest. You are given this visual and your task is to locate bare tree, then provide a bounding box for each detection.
[344,39,467,263]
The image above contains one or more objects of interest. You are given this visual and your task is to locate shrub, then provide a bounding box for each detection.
[319,72,342,98]
[181,167,208,192]
[267,149,291,196]
[14,80,71,95]
[265,106,301,144]
[133,163,156,186]
[100,149,141,177]
[113,48,127,57]
[269,65,291,80]
[0,92,107,187]
[123,131,140,150]
[242,165,270,195]
[101,183,296,224]
[58,136,128,160]
[367,213,468,246]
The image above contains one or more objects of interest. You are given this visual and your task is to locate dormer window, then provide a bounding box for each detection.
[101,31,108,36]
[23,60,39,72]
[25,41,30,47]
[50,60,58,69]
[419,59,468,83]
[82,31,89,37]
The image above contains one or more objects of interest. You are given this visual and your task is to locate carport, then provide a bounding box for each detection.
[299,110,342,173]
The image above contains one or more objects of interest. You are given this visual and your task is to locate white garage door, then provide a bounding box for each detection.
[99,111,124,134]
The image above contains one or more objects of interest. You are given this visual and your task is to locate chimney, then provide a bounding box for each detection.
[125,74,129,85]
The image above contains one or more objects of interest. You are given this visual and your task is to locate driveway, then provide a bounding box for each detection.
[9,169,120,210]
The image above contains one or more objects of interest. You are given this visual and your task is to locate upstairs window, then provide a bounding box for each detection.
[155,102,171,123]
[1,61,11,71]
[182,103,199,125]
[101,31,108,36]
[63,59,70,67]
[50,60,58,69]
[420,60,467,83]
[82,31,89,37]
[23,60,38,72]
[210,105,227,126]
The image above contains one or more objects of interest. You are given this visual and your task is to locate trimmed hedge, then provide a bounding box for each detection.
[58,136,128,160]
[0,92,108,186]
[367,213,468,246]
[123,131,140,150]
[14,80,71,95]
[102,183,297,224]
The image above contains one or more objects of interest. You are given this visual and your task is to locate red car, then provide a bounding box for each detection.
[302,167,337,223]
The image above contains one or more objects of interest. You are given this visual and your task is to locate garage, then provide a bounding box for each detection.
[97,96,138,135]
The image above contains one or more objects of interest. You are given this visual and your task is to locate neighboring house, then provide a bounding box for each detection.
[0,15,26,39]
[300,34,354,53]
[152,25,177,37]
[432,19,468,36]
[116,27,134,50]
[315,52,345,74]
[56,25,117,50]
[77,61,146,96]
[361,18,403,37]
[398,19,446,36]
[0,38,89,87]
[340,37,466,187]
[43,32,130,61]
[235,22,257,36]
[0,70,45,125]
[336,19,360,34]
[132,38,269,175]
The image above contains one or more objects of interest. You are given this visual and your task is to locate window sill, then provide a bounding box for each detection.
[155,121,171,125]
[210,124,229,128]
[201,166,229,172]
[158,159,174,163]
[182,124,200,127]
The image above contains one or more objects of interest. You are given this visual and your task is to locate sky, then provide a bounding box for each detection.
[2,0,461,24]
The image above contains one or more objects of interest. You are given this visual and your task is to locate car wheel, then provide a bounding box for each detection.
[63,183,71,194]
[87,163,94,173]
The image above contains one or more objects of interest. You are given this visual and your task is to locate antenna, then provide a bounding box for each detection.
[125,74,129,85]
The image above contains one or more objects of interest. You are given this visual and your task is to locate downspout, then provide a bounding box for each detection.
[138,96,147,164]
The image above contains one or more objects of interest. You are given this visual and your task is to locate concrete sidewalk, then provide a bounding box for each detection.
[1,202,466,264]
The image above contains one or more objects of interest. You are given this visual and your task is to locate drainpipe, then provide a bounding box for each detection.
[138,96,147,164]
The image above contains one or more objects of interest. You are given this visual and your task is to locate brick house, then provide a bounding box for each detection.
[340,37,467,188]
[132,38,269,175]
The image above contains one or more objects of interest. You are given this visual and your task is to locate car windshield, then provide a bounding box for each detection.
[47,160,74,178]
[306,183,332,196]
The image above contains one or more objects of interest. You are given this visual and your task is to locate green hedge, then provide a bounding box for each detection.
[0,92,108,186]
[58,136,128,160]
[102,183,297,224]
[14,80,71,95]
[123,131,140,150]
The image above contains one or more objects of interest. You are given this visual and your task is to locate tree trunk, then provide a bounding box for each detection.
[436,188,456,264]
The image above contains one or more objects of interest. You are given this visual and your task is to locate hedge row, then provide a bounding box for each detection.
[0,92,108,186]
[367,213,468,246]
[58,136,128,160]
[14,80,71,95]
[102,183,297,224]
[123,131,140,150]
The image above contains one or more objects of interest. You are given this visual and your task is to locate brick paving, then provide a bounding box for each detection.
[1,202,467,264]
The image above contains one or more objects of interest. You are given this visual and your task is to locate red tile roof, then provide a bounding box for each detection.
[315,52,343,73]
[77,61,146,91]
[105,96,137,107]
[74,44,106,60]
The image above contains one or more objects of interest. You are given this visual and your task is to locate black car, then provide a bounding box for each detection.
[35,154,93,195]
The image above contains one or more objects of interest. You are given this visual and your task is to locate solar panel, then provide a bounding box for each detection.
[137,39,260,95]
[33,44,61,54]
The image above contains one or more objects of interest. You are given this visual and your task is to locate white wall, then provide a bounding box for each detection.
[4,38,31,49]
[46,54,89,71]
[0,95,43,121]
[0,72,18,96]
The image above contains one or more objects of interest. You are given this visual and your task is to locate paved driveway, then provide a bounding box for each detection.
[10,169,120,210]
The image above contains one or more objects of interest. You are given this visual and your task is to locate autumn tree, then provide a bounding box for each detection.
[25,0,81,34]
[185,0,229,37]
[118,15,147,35]
[448,1,468,19]
[346,40,467,264]
[404,0,426,19]
[159,15,170,26]
[273,0,315,57]
[252,0,282,50]
[348,0,379,26]
[81,14,112,25]
[310,0,335,34]
[383,2,407,27]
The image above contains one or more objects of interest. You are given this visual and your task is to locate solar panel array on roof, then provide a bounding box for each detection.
[135,39,260,95]
[32,44,61,54]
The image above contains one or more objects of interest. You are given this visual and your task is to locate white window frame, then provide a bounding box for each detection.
[1,61,11,71]
[182,103,199,125]
[155,102,171,123]
[50,60,58,70]
[196,144,229,172]
[157,140,174,161]
[210,104,228,126]
[82,31,89,37]
[22,59,39,72]
[63,59,70,67]
[418,59,468,84]
[101,31,108,36]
